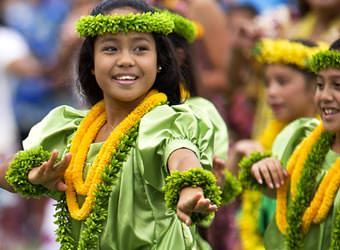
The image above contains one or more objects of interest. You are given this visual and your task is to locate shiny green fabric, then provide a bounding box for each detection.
[23,103,217,250]
[186,97,228,160]
[259,196,276,235]
[264,118,340,250]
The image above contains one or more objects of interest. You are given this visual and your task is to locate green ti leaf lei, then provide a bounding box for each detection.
[331,198,340,250]
[55,124,139,250]
[285,131,333,250]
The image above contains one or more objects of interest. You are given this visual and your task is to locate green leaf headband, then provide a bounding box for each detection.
[76,12,175,37]
[308,50,340,73]
[253,38,328,70]
[163,11,197,43]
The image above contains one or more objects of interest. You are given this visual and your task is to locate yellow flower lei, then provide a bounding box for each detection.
[276,123,340,234]
[64,90,167,220]
[239,120,286,250]
[257,120,286,151]
[254,38,328,69]
[239,190,264,250]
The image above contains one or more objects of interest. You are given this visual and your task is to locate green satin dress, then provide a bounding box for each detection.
[22,102,219,250]
[264,118,340,250]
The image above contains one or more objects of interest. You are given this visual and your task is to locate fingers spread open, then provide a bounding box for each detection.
[53,152,72,171]
[47,151,59,167]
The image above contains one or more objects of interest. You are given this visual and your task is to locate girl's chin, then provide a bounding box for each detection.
[272,113,291,123]
[322,122,340,133]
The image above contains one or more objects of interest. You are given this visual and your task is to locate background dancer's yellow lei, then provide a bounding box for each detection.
[239,120,286,250]
[65,90,167,220]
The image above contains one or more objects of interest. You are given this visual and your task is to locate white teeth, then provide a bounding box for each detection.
[323,108,338,115]
[115,75,137,80]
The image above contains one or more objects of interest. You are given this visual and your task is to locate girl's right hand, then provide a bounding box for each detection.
[251,157,288,189]
[28,151,71,192]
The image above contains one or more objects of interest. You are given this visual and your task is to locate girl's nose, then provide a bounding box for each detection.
[320,85,334,102]
[117,50,135,68]
[266,82,280,98]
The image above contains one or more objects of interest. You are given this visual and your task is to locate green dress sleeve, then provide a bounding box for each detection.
[186,97,229,160]
[137,103,215,191]
[271,118,320,166]
[22,105,87,156]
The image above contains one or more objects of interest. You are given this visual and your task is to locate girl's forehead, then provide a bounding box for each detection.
[107,6,140,15]
[97,32,154,42]
[265,64,297,73]
[318,69,340,78]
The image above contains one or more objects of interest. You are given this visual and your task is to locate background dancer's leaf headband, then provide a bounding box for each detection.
[76,12,175,37]
[253,38,328,70]
[308,50,340,73]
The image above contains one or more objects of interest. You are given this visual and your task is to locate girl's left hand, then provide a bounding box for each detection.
[28,151,71,192]
[176,187,217,225]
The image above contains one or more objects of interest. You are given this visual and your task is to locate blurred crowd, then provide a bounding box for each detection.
[0,0,339,249]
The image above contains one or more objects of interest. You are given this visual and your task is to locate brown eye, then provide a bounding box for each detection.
[134,46,148,54]
[316,82,324,90]
[277,76,289,86]
[103,46,117,53]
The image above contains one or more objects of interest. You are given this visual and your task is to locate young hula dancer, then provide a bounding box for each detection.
[0,1,227,249]
[235,38,327,250]
[240,38,340,250]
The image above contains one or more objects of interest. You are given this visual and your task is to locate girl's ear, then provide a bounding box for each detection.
[91,69,95,75]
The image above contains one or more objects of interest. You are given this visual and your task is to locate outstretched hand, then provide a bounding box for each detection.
[251,156,288,189]
[176,187,217,226]
[28,151,71,192]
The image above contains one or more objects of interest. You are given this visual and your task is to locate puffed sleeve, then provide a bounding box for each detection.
[22,105,87,156]
[186,97,228,160]
[137,103,215,190]
[272,118,320,166]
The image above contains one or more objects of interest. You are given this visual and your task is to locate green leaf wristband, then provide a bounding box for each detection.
[221,170,242,204]
[6,146,51,197]
[238,151,272,190]
[163,168,222,224]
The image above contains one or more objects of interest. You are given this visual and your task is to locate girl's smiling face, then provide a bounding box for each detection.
[315,68,340,132]
[93,7,158,104]
[264,64,316,122]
